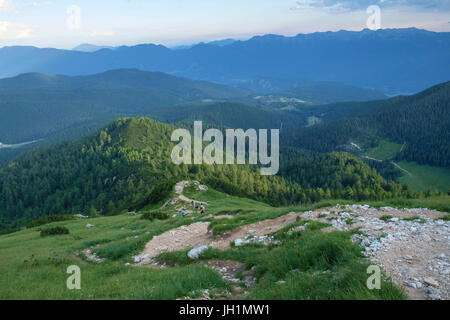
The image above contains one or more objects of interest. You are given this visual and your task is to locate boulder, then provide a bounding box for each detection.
[187,246,209,259]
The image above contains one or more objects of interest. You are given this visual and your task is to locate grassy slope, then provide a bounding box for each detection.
[364,139,450,192]
[1,182,447,299]
[397,161,450,192]
[0,213,229,299]
[365,140,402,160]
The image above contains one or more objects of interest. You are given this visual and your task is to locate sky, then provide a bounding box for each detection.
[0,0,449,49]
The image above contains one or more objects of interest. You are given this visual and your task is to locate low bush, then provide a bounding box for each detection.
[0,228,20,236]
[27,215,75,228]
[40,226,70,237]
[141,211,169,221]
[129,180,175,211]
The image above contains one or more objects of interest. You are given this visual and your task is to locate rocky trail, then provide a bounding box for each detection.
[134,181,449,300]
[135,211,299,262]
[161,181,208,210]
[301,204,449,300]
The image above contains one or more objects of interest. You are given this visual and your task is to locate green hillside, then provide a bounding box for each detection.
[284,82,450,192]
[0,69,253,144]
[147,102,304,130]
[0,183,419,300]
[285,81,387,104]
[397,161,450,192]
[0,117,415,230]
[365,140,403,161]
[286,81,450,168]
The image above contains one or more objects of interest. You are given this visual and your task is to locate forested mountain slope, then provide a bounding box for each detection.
[285,82,450,168]
[0,70,386,166]
[0,117,412,230]
[0,69,252,144]
[283,81,386,104]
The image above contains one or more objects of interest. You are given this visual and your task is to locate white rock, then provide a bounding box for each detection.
[187,245,209,259]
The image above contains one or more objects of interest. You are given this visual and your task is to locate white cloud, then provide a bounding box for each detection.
[0,0,50,12]
[291,0,450,12]
[0,21,34,39]
[0,0,14,11]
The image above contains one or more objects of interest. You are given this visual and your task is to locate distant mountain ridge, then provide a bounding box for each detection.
[72,44,116,52]
[1,28,449,93]
[0,69,252,144]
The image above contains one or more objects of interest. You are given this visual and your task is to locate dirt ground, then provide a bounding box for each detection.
[138,211,301,259]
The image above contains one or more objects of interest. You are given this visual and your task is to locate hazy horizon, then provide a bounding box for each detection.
[1,0,450,49]
[0,26,447,51]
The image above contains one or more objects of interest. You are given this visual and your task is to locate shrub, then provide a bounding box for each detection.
[27,215,75,228]
[40,226,70,237]
[94,241,138,260]
[0,228,20,236]
[147,180,175,204]
[129,180,175,211]
[141,211,169,221]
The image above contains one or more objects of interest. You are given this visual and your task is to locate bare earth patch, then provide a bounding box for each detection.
[137,211,301,262]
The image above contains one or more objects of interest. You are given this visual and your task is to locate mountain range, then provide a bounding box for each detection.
[1,28,449,94]
[0,69,389,147]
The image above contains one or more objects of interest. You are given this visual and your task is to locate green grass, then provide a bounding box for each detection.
[379,215,393,222]
[157,225,405,300]
[0,187,447,300]
[0,213,229,299]
[248,230,405,300]
[365,140,402,160]
[402,216,426,224]
[397,161,450,192]
[354,196,450,213]
[363,140,450,192]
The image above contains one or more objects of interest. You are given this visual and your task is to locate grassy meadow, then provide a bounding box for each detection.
[1,184,448,300]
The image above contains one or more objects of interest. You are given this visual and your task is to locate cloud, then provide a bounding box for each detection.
[91,30,115,37]
[0,0,14,11]
[0,21,34,38]
[0,0,50,12]
[291,0,450,12]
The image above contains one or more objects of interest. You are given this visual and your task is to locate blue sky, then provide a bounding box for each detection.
[1,0,449,48]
